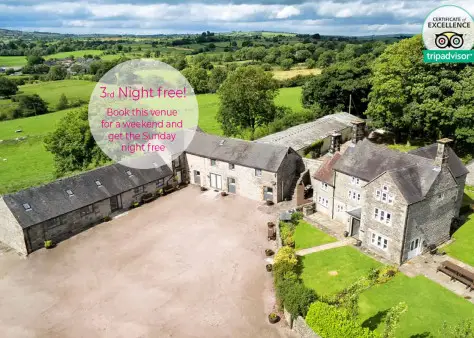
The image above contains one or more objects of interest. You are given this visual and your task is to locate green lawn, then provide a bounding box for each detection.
[45,50,103,59]
[294,220,336,250]
[0,137,56,194]
[444,213,474,266]
[0,56,27,67]
[275,86,303,112]
[359,274,474,337]
[300,246,382,296]
[19,80,96,108]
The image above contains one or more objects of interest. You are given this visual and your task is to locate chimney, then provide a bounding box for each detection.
[351,121,366,144]
[434,138,453,167]
[329,131,342,155]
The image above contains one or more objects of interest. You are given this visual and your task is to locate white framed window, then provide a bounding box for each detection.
[377,185,394,204]
[318,196,329,208]
[23,203,32,211]
[126,170,133,177]
[321,182,328,191]
[348,190,361,202]
[337,204,344,212]
[371,232,388,250]
[210,159,217,166]
[373,207,392,225]
[382,192,387,202]
[95,180,102,187]
[375,190,381,200]
[351,176,360,185]
[255,169,262,177]
[229,163,235,170]
[66,189,74,197]
[383,185,388,191]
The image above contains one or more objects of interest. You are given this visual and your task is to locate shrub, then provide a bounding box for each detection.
[376,266,398,284]
[283,281,318,319]
[286,235,295,248]
[103,215,112,222]
[44,240,54,249]
[291,212,303,224]
[273,246,298,281]
[305,302,379,338]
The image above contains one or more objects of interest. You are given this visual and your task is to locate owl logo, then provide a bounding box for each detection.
[435,32,464,49]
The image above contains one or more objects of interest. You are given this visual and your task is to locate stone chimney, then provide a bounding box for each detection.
[329,131,342,155]
[351,121,366,144]
[434,138,453,167]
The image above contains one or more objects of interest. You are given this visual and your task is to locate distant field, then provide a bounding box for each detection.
[272,68,321,80]
[0,86,303,194]
[45,50,103,59]
[0,56,27,67]
[19,80,96,108]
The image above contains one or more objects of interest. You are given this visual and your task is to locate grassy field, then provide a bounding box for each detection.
[294,221,336,250]
[300,246,382,296]
[272,68,321,80]
[0,85,303,194]
[0,56,27,67]
[359,274,474,337]
[19,80,96,108]
[45,50,103,59]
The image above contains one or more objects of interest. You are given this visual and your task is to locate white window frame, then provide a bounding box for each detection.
[23,203,32,211]
[373,207,392,225]
[229,163,235,170]
[318,196,329,208]
[375,190,381,200]
[321,182,328,191]
[351,176,360,185]
[210,159,217,166]
[255,169,262,177]
[371,231,388,251]
[348,190,361,202]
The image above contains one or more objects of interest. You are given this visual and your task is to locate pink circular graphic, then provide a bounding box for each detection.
[88,59,199,169]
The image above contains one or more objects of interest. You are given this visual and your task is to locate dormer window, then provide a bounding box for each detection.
[23,203,32,211]
[126,170,133,177]
[66,189,74,197]
[95,180,102,187]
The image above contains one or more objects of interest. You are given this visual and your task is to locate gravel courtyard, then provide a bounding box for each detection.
[0,186,292,338]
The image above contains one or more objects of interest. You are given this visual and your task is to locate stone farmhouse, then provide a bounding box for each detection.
[313,130,468,264]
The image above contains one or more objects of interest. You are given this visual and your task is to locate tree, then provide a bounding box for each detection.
[48,66,67,81]
[154,50,161,58]
[12,94,48,117]
[302,54,373,113]
[26,55,44,66]
[44,107,109,176]
[217,66,279,138]
[382,302,408,338]
[209,67,228,93]
[181,67,209,94]
[295,49,312,62]
[144,51,151,58]
[280,58,294,70]
[366,35,473,150]
[56,93,69,110]
[0,77,18,97]
[317,50,336,68]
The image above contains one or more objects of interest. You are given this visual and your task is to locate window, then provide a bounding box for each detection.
[348,190,361,201]
[382,192,387,202]
[321,182,328,191]
[371,232,388,250]
[80,205,94,216]
[374,208,392,225]
[337,204,344,212]
[156,178,164,187]
[255,169,262,177]
[134,186,145,194]
[66,189,74,197]
[210,159,217,166]
[383,185,388,191]
[388,195,394,204]
[126,170,133,177]
[375,190,381,200]
[229,163,235,170]
[95,180,102,187]
[318,196,329,208]
[377,185,394,204]
[23,203,32,211]
[351,176,360,185]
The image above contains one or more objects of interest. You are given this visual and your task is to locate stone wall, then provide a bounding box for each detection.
[454,174,467,217]
[283,307,320,338]
[333,171,366,226]
[314,182,334,218]
[0,197,27,255]
[278,150,305,202]
[361,173,408,263]
[186,153,279,203]
[403,167,458,262]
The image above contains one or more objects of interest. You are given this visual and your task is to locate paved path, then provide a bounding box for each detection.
[296,239,353,256]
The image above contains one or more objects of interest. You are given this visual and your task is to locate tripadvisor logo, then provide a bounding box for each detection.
[422,5,474,63]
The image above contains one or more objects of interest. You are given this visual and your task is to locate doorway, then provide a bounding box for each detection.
[228,178,236,193]
[110,195,122,212]
[407,238,421,259]
[194,170,201,185]
[263,186,273,201]
[210,173,222,190]
[351,218,360,237]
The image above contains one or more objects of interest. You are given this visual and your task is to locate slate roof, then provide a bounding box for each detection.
[313,153,342,186]
[255,112,363,151]
[333,139,466,205]
[347,208,361,219]
[186,131,291,172]
[3,162,173,229]
[409,144,468,178]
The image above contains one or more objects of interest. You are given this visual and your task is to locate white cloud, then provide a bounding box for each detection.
[272,6,301,19]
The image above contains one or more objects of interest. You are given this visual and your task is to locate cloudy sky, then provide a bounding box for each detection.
[1,0,473,36]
